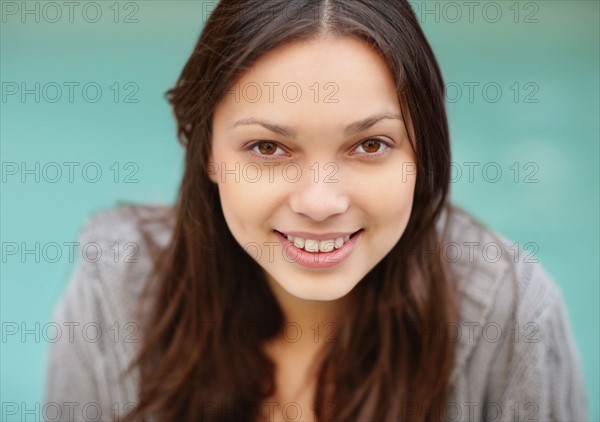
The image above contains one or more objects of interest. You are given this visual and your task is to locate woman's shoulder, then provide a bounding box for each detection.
[438,204,585,417]
[45,204,177,412]
[77,202,175,249]
[55,202,176,316]
[437,203,562,310]
[441,203,565,327]
[451,203,561,285]
[48,203,177,337]
[74,202,176,306]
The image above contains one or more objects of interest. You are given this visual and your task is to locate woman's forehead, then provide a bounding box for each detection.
[234,36,395,90]
[214,37,402,130]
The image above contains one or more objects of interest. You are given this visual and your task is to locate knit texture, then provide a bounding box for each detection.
[43,205,588,421]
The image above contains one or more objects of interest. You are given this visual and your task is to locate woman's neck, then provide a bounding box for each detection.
[264,272,353,350]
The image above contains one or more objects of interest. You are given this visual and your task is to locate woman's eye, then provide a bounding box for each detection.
[353,138,392,157]
[247,138,392,160]
[248,141,287,158]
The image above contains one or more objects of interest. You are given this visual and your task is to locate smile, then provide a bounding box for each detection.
[276,231,358,252]
[273,229,363,269]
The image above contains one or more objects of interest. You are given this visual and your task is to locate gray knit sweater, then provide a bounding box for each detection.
[43,205,588,421]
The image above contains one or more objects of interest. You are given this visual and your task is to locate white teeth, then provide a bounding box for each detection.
[293,237,305,249]
[319,240,335,252]
[334,237,344,249]
[304,239,320,252]
[281,232,355,253]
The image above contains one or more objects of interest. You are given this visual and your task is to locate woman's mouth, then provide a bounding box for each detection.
[273,229,363,269]
[274,229,362,253]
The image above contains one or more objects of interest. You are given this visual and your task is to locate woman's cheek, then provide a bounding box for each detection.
[217,169,277,231]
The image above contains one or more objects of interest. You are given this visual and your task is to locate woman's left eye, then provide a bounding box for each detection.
[353,138,392,157]
[247,141,287,159]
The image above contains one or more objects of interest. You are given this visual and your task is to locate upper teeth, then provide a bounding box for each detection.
[285,233,351,253]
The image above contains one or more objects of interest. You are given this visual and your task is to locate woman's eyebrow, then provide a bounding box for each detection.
[230,112,403,140]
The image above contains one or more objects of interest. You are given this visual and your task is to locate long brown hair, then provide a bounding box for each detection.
[124,1,466,420]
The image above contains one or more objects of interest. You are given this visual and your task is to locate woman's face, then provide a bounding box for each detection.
[209,35,417,302]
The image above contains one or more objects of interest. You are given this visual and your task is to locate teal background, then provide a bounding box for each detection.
[1,0,598,420]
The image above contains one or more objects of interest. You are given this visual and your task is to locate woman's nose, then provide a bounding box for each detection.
[288,166,350,222]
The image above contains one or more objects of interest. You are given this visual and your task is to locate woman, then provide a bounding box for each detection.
[44,1,588,421]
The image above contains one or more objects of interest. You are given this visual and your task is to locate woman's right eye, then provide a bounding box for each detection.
[246,141,288,159]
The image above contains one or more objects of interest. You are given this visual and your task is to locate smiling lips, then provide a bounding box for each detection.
[275,229,361,253]
[273,229,363,269]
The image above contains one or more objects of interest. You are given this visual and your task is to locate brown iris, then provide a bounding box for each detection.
[361,139,382,153]
[257,142,277,155]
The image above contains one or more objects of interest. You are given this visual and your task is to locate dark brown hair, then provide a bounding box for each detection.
[122,0,484,420]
